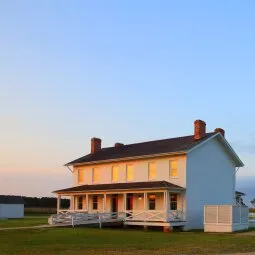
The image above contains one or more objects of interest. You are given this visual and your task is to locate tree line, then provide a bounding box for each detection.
[23,196,70,208]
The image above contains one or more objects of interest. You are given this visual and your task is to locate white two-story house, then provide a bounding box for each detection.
[53,120,244,230]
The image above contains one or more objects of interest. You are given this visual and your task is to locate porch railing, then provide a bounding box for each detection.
[124,210,185,222]
[48,211,125,226]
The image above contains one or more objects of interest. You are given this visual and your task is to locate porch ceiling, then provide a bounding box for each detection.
[54,181,185,194]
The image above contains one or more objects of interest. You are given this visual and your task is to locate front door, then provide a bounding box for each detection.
[111,194,118,212]
[127,193,133,210]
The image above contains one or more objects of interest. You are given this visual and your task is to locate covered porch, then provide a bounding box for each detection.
[55,181,186,225]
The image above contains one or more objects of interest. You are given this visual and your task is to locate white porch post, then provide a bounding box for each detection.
[165,191,169,211]
[169,192,171,211]
[86,194,89,212]
[103,194,106,213]
[70,195,75,211]
[57,195,61,213]
[144,192,147,210]
[182,192,184,212]
[164,191,169,222]
[123,193,127,212]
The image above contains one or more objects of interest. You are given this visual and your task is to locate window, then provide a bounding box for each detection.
[169,160,178,178]
[78,169,84,183]
[148,194,156,210]
[112,166,119,182]
[92,196,98,210]
[78,196,83,210]
[92,168,99,183]
[126,164,133,181]
[170,194,177,210]
[148,162,156,180]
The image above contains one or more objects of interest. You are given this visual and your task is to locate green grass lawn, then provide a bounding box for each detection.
[0,216,48,228]
[0,227,255,255]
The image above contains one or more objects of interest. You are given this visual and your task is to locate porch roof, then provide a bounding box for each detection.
[54,181,185,194]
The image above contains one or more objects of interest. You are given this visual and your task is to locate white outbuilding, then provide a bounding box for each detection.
[0,195,25,219]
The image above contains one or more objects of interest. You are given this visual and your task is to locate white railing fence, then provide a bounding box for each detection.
[124,210,185,222]
[48,212,125,227]
[204,205,248,225]
[48,210,185,226]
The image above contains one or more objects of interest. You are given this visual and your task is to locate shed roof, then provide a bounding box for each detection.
[0,195,25,204]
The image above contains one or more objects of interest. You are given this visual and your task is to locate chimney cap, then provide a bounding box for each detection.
[194,119,206,125]
[115,142,124,148]
[91,137,101,141]
[214,128,225,137]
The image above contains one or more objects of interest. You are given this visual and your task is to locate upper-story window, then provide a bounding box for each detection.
[92,168,99,183]
[126,164,133,181]
[169,160,178,178]
[112,165,119,182]
[78,169,84,184]
[148,162,156,180]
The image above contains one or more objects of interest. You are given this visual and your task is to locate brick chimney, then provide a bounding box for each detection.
[194,120,206,140]
[115,143,124,148]
[214,128,225,137]
[91,137,101,154]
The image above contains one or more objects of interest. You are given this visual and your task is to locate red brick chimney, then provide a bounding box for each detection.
[194,120,206,140]
[214,128,225,137]
[91,137,101,154]
[115,143,124,148]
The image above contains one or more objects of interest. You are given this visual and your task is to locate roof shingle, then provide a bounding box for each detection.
[0,195,25,204]
[66,132,216,165]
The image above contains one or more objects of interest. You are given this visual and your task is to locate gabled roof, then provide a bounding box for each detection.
[66,132,216,166]
[0,195,25,204]
[54,181,185,194]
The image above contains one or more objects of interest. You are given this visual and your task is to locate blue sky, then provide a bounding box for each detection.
[0,1,255,199]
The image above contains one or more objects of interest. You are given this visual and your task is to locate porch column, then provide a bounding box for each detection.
[182,192,184,220]
[144,192,147,210]
[123,193,127,212]
[103,194,106,213]
[57,194,61,213]
[165,191,169,222]
[70,195,74,211]
[165,191,169,212]
[86,194,89,212]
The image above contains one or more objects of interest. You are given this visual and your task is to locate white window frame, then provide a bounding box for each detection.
[169,160,178,178]
[77,168,84,184]
[112,165,119,182]
[148,162,156,181]
[92,168,99,183]
[126,164,134,182]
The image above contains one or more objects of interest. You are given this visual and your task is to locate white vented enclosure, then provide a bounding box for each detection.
[204,205,248,232]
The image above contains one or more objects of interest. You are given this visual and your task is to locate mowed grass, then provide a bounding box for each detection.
[0,227,255,255]
[0,216,48,228]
